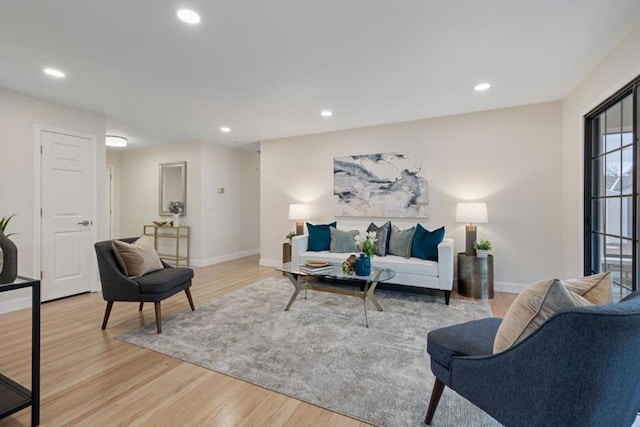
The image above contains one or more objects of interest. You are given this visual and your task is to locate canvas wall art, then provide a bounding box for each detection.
[334,151,429,218]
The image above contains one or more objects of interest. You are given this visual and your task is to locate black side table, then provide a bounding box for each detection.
[0,276,40,426]
[457,253,494,299]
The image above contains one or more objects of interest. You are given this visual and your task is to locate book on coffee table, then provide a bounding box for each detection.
[299,261,334,275]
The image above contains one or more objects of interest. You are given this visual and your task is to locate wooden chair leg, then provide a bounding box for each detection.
[444,290,451,305]
[101,301,114,330]
[425,378,445,425]
[185,288,195,311]
[154,302,162,334]
[139,302,144,311]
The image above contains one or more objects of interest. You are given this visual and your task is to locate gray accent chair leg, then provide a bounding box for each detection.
[185,288,195,311]
[101,301,114,330]
[154,302,162,334]
[424,378,445,425]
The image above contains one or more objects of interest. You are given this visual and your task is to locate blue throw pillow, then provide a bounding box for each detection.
[307,222,337,251]
[411,224,445,261]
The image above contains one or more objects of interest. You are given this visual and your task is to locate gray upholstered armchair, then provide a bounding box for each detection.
[94,237,195,334]
[425,291,640,426]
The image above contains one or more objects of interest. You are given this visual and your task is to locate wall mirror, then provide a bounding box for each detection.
[159,161,187,216]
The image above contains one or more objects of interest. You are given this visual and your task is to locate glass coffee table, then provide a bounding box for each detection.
[277,262,396,327]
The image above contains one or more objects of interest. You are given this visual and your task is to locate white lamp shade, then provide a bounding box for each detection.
[456,202,488,224]
[288,204,310,220]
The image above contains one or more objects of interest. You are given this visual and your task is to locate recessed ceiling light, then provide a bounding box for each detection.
[320,110,333,117]
[474,83,491,91]
[177,9,201,24]
[220,126,231,133]
[43,68,65,78]
[105,135,128,148]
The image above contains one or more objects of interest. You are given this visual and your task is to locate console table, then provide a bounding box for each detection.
[0,276,40,426]
[457,253,494,299]
[143,225,190,267]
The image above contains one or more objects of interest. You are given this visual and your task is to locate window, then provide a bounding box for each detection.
[584,78,639,301]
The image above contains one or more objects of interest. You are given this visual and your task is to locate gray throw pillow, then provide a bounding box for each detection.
[329,227,359,253]
[388,225,416,258]
[367,221,391,256]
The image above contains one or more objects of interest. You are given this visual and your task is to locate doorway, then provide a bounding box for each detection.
[39,129,96,301]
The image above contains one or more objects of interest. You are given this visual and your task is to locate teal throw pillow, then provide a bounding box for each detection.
[329,227,359,253]
[388,225,416,258]
[307,222,337,251]
[367,221,391,256]
[411,224,445,261]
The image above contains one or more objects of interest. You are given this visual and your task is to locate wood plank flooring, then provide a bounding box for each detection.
[0,255,516,426]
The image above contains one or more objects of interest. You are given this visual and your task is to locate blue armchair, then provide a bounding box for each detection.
[425,291,640,426]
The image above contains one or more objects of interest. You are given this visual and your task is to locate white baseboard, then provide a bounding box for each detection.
[494,281,526,294]
[191,248,260,267]
[0,296,33,314]
[454,278,525,294]
[259,258,282,268]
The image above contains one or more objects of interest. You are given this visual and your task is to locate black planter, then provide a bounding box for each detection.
[0,229,18,284]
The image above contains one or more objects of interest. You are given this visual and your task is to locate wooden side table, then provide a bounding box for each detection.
[457,253,494,299]
[282,242,291,263]
[143,225,190,267]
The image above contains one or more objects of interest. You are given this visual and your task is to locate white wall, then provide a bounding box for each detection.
[118,141,202,259]
[199,142,260,265]
[0,87,106,310]
[118,141,260,266]
[260,101,564,291]
[561,21,640,279]
[106,149,122,238]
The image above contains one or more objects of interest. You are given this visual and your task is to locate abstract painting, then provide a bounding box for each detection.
[334,151,429,218]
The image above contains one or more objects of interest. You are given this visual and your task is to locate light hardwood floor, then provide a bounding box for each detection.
[0,255,516,426]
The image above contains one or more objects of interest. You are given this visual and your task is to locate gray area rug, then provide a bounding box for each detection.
[118,277,500,426]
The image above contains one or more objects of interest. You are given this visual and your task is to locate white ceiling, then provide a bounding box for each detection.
[1,1,639,151]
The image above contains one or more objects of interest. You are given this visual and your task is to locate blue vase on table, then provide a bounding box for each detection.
[355,253,371,276]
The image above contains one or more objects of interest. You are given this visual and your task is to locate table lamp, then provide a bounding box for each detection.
[456,202,488,256]
[289,204,310,236]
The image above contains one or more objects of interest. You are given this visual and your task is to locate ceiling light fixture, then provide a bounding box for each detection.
[177,9,201,24]
[105,135,128,148]
[220,126,231,133]
[43,68,65,78]
[320,110,333,117]
[474,83,491,91]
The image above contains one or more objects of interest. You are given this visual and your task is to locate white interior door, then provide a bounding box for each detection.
[41,130,93,301]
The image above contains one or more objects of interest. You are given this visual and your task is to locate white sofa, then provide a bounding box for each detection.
[290,233,454,304]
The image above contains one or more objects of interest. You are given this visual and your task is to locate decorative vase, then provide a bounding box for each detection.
[0,229,18,284]
[355,253,371,276]
[477,249,488,258]
[172,213,180,227]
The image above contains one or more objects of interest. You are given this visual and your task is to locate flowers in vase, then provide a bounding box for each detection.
[167,201,183,215]
[355,231,377,257]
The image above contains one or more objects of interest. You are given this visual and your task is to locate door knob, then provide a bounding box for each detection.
[77,220,90,226]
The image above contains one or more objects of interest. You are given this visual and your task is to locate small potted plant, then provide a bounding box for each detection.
[167,201,183,227]
[285,231,296,242]
[473,239,492,258]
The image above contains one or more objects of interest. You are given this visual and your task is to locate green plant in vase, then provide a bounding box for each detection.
[167,201,183,227]
[473,239,492,258]
[355,231,377,257]
[0,214,18,283]
[0,214,17,237]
